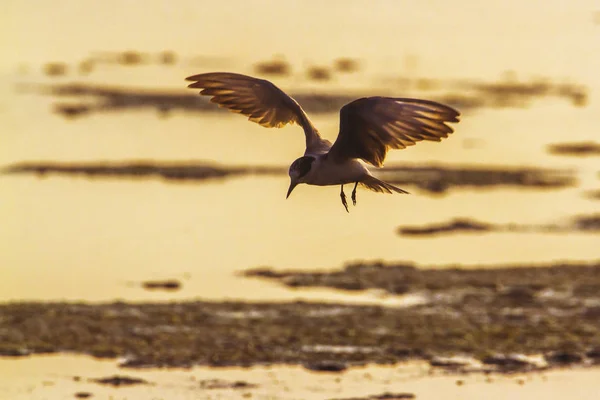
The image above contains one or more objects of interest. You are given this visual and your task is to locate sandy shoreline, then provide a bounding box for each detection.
[1,354,599,400]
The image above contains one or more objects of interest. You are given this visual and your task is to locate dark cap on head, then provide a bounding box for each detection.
[289,156,315,178]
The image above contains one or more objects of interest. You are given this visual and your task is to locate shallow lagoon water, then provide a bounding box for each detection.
[2,1,600,398]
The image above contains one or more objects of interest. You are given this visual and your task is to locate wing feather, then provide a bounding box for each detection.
[328,97,460,167]
[186,72,329,153]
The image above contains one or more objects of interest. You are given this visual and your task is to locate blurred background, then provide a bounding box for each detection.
[1,0,599,302]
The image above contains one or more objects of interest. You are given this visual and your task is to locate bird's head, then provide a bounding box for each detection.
[286,156,315,198]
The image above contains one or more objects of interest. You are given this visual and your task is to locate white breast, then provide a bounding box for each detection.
[304,156,371,186]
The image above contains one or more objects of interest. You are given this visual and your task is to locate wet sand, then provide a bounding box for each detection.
[2,263,599,371]
[1,354,599,400]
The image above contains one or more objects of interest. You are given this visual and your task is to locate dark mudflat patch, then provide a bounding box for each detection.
[304,360,349,372]
[548,142,600,157]
[397,214,600,236]
[307,66,332,81]
[383,77,587,109]
[92,375,148,387]
[199,379,257,390]
[43,62,68,77]
[586,190,600,200]
[20,82,376,119]
[334,58,361,73]
[2,262,600,373]
[84,50,177,68]
[141,280,182,291]
[329,393,415,400]
[23,52,587,110]
[243,261,600,296]
[2,161,285,182]
[2,161,576,195]
[376,165,576,194]
[398,219,492,236]
[20,71,587,119]
[454,75,587,108]
[254,57,291,76]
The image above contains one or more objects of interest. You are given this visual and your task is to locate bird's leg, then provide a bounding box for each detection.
[340,184,349,213]
[351,182,358,206]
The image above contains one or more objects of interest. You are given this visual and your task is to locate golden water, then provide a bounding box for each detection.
[1,0,599,302]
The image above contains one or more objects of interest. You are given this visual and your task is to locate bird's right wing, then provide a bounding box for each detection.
[186,72,330,154]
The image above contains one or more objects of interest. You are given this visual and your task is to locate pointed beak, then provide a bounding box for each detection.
[286,180,298,199]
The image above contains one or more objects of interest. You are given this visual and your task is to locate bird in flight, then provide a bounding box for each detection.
[186,72,459,212]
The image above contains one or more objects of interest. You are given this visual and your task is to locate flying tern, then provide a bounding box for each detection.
[186,72,460,212]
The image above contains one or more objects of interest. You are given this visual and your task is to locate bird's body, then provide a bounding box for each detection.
[304,156,369,187]
[186,72,460,211]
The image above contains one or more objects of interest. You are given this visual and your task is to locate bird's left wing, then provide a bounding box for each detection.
[186,72,329,154]
[327,97,460,167]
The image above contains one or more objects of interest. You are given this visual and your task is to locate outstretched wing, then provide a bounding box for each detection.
[186,72,330,154]
[328,97,460,167]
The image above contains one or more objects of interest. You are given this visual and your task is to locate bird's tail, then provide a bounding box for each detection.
[360,175,409,194]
